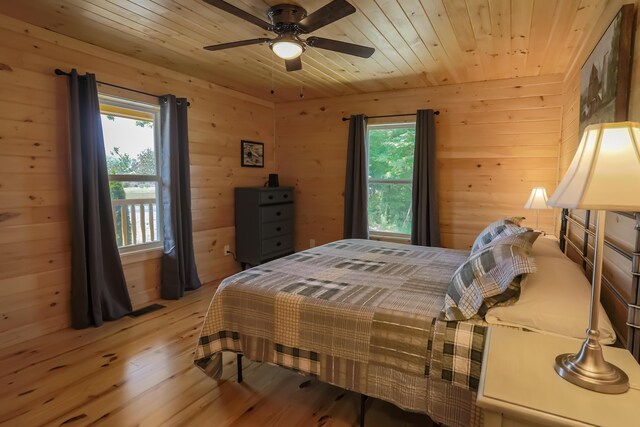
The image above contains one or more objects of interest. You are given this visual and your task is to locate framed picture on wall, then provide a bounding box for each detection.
[579,4,634,137]
[241,140,264,168]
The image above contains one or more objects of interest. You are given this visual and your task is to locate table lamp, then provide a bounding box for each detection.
[547,121,640,394]
[524,187,550,230]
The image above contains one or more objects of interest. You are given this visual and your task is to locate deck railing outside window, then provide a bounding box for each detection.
[111,199,160,246]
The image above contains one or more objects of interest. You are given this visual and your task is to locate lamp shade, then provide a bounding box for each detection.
[524,187,550,209]
[548,122,640,210]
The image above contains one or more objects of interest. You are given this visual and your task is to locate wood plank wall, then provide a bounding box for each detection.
[0,14,274,349]
[560,66,580,174]
[275,75,564,251]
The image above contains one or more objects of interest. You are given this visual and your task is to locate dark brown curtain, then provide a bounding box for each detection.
[343,114,369,239]
[160,95,201,299]
[67,70,132,328]
[411,109,440,246]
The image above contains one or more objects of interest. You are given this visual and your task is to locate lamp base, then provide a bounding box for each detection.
[554,332,629,394]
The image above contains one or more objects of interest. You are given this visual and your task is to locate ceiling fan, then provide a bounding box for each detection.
[202,0,375,71]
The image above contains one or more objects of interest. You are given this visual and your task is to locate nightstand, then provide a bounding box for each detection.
[477,327,640,427]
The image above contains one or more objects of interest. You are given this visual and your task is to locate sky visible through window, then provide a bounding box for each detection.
[101,115,154,160]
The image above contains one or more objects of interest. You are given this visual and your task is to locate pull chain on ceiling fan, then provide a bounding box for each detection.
[202,0,375,72]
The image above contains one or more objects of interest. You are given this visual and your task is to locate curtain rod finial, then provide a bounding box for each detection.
[54,68,66,76]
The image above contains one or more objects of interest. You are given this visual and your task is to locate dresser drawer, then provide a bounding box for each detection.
[261,220,293,239]
[260,189,294,205]
[261,234,293,257]
[260,204,293,223]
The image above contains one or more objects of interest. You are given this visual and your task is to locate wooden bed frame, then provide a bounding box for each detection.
[559,208,640,362]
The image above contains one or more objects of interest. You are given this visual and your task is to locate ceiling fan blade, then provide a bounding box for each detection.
[203,0,272,30]
[285,57,302,72]
[298,0,356,33]
[204,38,271,51]
[306,36,375,58]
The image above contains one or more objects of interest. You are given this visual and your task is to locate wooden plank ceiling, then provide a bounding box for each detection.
[0,0,606,101]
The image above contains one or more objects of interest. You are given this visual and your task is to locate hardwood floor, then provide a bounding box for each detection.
[0,284,432,426]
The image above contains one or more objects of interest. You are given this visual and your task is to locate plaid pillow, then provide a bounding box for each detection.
[444,231,540,321]
[470,217,528,254]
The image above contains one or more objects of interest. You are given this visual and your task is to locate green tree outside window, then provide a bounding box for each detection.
[367,126,416,235]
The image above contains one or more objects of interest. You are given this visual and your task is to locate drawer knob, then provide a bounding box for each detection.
[283,194,289,199]
[268,195,274,200]
[276,227,282,231]
[276,242,281,247]
[276,211,281,216]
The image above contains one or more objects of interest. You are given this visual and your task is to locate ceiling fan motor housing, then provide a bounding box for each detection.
[268,4,307,34]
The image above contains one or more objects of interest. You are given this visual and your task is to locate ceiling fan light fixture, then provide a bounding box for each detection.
[271,38,304,60]
[202,0,375,72]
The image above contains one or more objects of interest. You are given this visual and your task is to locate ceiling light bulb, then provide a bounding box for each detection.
[271,40,303,60]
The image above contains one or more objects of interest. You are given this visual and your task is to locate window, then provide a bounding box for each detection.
[99,95,162,251]
[367,123,416,236]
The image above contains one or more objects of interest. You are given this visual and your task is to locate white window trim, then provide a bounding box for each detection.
[99,94,164,254]
[366,122,416,237]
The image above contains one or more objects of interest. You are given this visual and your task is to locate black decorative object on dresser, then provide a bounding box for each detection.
[234,187,294,269]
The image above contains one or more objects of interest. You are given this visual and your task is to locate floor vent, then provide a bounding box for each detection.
[128,303,166,317]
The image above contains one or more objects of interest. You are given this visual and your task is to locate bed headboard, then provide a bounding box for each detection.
[559,209,640,362]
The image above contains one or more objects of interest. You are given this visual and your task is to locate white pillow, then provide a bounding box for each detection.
[485,256,617,344]
[531,236,565,259]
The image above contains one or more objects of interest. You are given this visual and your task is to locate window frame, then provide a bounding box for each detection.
[99,94,163,254]
[366,122,416,237]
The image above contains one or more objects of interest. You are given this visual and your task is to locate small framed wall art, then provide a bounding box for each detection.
[241,140,264,168]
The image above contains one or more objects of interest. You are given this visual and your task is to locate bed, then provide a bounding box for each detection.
[193,213,640,427]
[195,239,486,427]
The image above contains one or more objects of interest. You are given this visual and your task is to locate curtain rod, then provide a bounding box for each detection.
[340,111,440,122]
[54,69,191,107]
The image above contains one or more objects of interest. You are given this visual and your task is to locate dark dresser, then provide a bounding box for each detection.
[234,187,295,269]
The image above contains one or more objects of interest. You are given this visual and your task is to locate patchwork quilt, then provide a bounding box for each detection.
[194,239,487,427]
